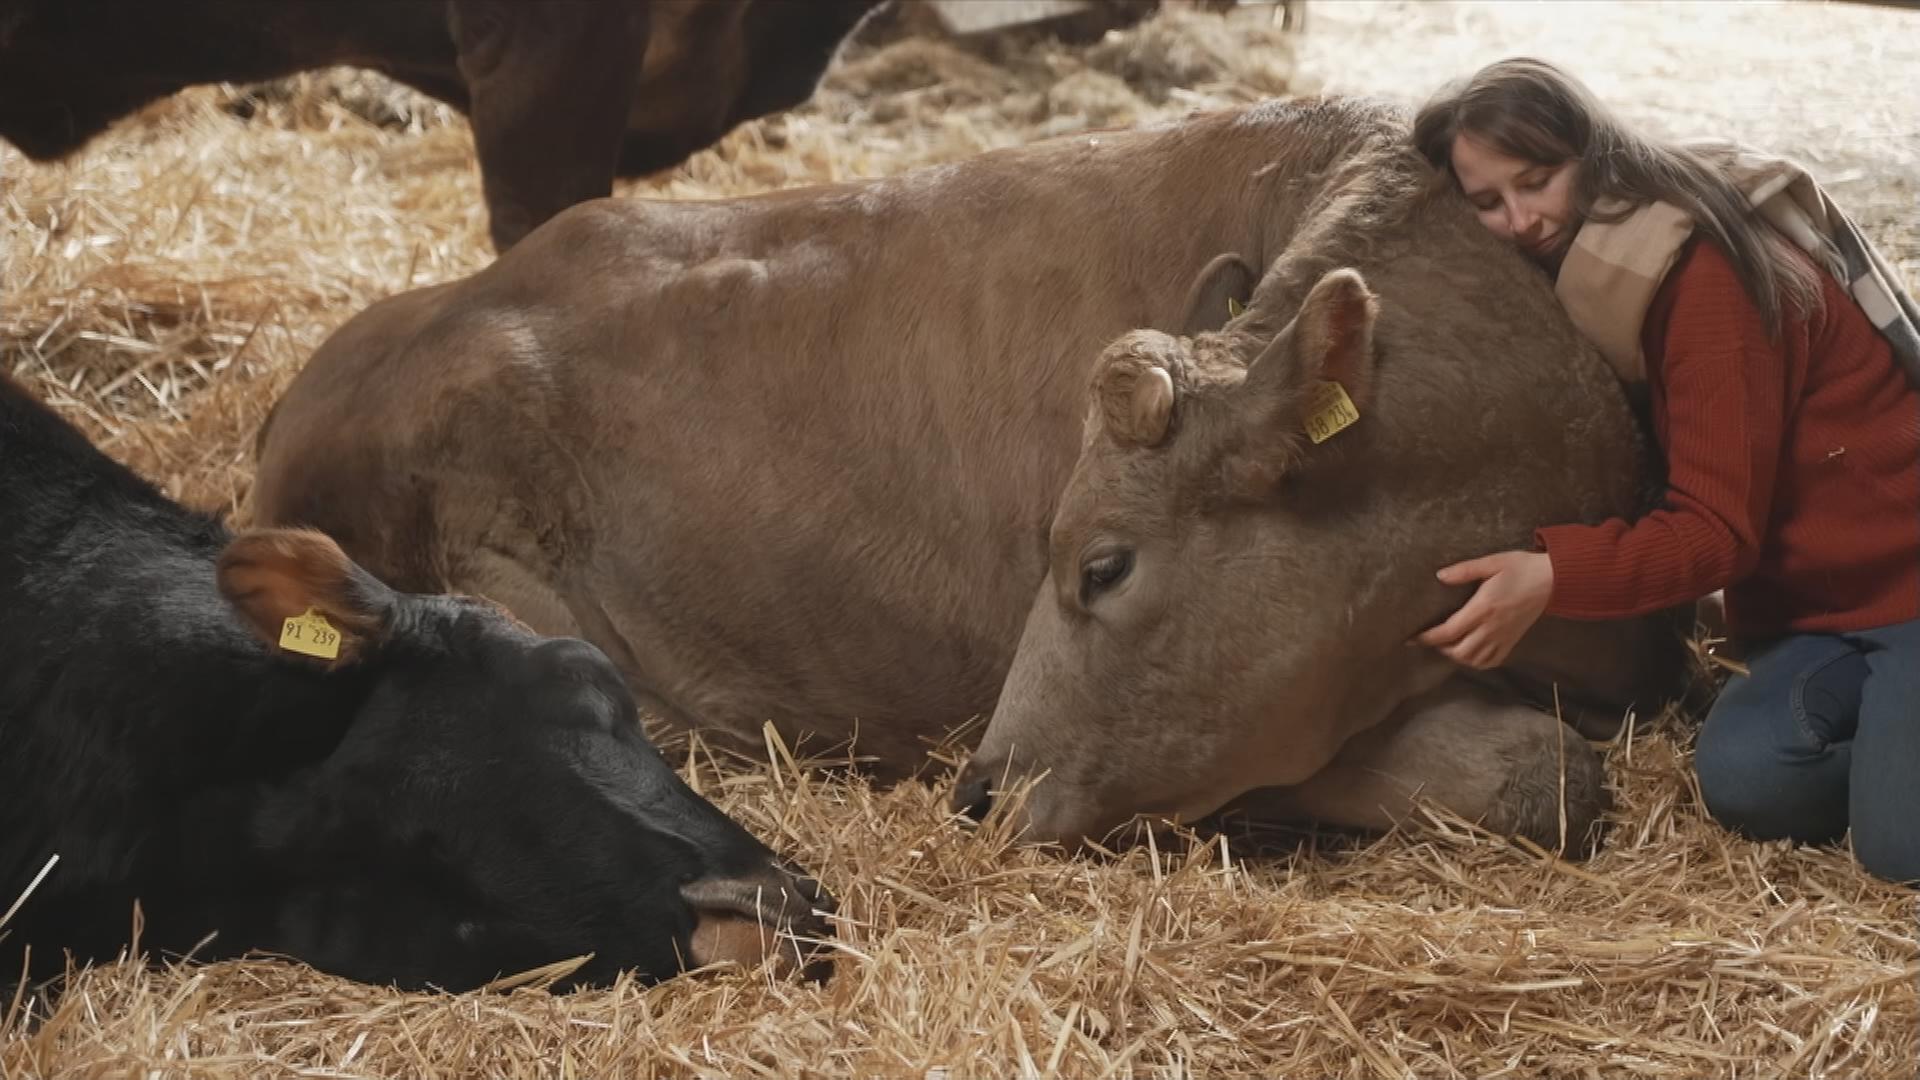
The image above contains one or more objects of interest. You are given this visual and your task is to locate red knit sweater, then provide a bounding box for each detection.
[1537,237,1920,637]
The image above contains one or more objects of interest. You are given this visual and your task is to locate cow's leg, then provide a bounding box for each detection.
[448,1,650,251]
[1231,679,1610,856]
[1499,605,1695,740]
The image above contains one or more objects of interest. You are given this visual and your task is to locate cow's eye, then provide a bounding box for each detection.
[1079,550,1134,604]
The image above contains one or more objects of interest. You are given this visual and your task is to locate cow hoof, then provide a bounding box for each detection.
[1486,728,1611,858]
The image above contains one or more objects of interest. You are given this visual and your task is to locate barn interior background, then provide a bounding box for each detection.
[3,1,1916,1076]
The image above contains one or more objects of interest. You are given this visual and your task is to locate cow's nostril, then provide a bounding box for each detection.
[790,871,837,916]
[953,770,993,822]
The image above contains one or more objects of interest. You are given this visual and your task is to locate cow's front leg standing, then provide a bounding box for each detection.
[1228,679,1611,856]
[449,1,651,251]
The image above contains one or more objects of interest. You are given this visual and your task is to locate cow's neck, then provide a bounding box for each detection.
[913,101,1402,564]
[0,383,373,899]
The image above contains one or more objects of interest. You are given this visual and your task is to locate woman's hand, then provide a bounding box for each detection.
[1415,550,1555,670]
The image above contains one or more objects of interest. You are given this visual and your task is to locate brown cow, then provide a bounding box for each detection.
[0,0,882,250]
[252,97,1689,852]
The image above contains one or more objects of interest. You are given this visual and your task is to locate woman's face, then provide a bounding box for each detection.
[1449,132,1579,269]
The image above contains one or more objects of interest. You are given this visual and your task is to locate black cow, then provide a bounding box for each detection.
[0,373,832,991]
[0,0,884,250]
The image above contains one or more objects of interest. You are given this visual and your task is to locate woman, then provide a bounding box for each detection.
[1409,58,1920,883]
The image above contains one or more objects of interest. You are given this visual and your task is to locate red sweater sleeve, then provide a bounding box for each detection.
[1535,244,1785,620]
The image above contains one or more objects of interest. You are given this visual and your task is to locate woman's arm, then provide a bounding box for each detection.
[1420,242,1787,668]
[1539,241,1785,619]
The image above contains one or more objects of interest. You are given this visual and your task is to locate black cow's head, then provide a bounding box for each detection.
[203,529,833,991]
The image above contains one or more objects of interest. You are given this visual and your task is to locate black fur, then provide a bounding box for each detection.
[1,374,814,991]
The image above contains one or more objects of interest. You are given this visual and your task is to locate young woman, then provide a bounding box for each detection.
[1409,57,1920,883]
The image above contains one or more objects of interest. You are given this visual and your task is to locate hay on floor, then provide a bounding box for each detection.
[4,3,1917,1076]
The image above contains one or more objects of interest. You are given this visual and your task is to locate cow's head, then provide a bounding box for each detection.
[212,530,833,990]
[953,268,1437,845]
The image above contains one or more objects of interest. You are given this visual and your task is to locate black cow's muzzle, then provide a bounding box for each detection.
[679,863,836,980]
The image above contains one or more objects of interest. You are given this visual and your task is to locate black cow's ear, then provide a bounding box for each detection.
[216,529,398,666]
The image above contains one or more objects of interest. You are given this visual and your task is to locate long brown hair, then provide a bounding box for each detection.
[1412,57,1824,337]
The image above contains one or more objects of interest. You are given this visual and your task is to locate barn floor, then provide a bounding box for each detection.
[4,2,1917,1076]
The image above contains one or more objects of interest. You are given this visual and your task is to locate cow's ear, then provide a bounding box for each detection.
[1176,252,1257,337]
[217,529,398,666]
[1245,267,1378,409]
[1092,332,1180,449]
[1222,268,1379,497]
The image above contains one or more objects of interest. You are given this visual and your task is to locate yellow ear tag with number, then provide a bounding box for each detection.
[279,608,342,660]
[1227,296,1246,319]
[1304,380,1360,445]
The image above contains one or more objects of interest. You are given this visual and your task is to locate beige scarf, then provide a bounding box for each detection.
[1554,141,1920,388]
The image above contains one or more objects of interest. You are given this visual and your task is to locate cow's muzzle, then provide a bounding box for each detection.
[951,762,996,823]
[681,865,836,980]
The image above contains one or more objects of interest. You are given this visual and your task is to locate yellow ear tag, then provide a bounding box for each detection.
[1304,380,1360,445]
[279,608,342,660]
[1227,296,1246,319]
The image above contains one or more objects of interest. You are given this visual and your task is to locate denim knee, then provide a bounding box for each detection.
[1693,722,1844,844]
[1851,821,1920,885]
[1691,636,1862,847]
[1847,616,1920,885]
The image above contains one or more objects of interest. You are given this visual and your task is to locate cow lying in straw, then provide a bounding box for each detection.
[252,96,1689,854]
[0,372,831,990]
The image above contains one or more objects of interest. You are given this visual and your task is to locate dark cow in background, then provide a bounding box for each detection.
[0,0,884,250]
[0,373,832,992]
[251,97,1689,855]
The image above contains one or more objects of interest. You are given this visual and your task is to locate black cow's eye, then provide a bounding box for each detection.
[1080,550,1134,603]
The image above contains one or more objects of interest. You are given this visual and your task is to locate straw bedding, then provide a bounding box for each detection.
[3,2,1916,1075]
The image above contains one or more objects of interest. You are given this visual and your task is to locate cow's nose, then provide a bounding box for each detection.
[681,864,835,980]
[951,765,993,822]
[786,867,838,918]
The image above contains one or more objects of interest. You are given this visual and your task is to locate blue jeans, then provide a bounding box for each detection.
[1693,617,1920,884]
